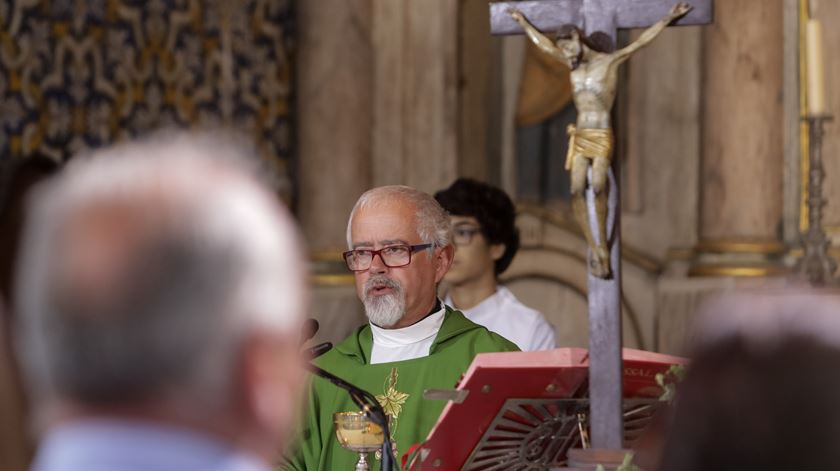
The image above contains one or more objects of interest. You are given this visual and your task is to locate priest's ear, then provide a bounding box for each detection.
[434,244,455,283]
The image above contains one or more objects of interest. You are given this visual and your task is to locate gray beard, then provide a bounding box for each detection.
[362,276,406,328]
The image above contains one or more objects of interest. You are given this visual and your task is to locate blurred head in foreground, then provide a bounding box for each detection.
[659,291,840,471]
[15,131,308,468]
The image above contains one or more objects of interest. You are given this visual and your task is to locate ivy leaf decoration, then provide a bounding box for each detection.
[656,364,687,404]
[595,452,643,471]
[376,368,410,420]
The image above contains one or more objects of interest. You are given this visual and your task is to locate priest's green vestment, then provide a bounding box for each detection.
[280,306,518,470]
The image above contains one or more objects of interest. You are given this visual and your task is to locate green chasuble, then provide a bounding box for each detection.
[280,306,518,470]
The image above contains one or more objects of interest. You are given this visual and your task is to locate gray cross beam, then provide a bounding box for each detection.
[490,0,713,452]
[491,0,712,43]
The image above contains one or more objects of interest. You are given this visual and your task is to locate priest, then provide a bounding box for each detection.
[281,186,518,470]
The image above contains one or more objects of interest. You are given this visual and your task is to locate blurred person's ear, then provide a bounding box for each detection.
[238,330,306,455]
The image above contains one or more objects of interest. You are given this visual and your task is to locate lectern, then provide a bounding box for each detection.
[410,348,686,470]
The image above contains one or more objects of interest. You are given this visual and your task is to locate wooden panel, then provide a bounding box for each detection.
[458,0,493,182]
[700,0,784,240]
[404,0,459,193]
[298,0,374,251]
[621,27,702,260]
[372,0,459,193]
[372,0,405,186]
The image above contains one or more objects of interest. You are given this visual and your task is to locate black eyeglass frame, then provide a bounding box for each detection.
[342,243,434,272]
[451,225,483,246]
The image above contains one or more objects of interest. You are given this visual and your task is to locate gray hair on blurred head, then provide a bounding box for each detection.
[346,185,452,252]
[691,289,840,352]
[15,130,307,411]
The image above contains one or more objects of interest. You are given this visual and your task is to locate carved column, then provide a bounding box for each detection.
[691,0,787,276]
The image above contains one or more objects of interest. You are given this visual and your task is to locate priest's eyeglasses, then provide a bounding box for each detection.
[343,243,433,272]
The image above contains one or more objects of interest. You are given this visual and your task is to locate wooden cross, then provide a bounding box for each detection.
[490,0,713,451]
[491,0,712,45]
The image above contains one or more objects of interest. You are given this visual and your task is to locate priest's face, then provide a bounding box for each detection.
[349,198,445,329]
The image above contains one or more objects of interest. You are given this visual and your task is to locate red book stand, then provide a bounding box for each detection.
[411,348,686,470]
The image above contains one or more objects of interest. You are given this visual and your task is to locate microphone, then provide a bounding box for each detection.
[307,342,333,359]
[307,363,397,471]
[301,316,397,469]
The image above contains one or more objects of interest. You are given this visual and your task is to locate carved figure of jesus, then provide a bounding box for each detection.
[510,2,691,277]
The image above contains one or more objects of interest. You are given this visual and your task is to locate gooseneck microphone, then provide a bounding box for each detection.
[307,341,333,359]
[307,361,397,471]
[301,318,398,470]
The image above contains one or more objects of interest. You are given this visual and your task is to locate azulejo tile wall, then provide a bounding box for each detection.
[0,0,295,195]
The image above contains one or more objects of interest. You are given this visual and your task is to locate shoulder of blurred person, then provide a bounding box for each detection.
[13,131,309,471]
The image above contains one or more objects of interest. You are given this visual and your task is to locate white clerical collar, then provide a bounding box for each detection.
[369,301,446,348]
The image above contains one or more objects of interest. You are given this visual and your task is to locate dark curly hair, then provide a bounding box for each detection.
[434,178,519,276]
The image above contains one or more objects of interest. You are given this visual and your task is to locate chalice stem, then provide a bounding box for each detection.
[356,451,370,471]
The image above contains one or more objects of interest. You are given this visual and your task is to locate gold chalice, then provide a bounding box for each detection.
[333,411,385,471]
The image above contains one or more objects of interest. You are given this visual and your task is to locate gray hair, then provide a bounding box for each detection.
[346,185,452,253]
[692,290,840,351]
[15,131,307,409]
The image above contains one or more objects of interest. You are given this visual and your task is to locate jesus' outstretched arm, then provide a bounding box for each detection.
[613,2,692,63]
[508,9,576,69]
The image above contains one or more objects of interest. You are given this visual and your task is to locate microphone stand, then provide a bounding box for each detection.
[306,348,398,471]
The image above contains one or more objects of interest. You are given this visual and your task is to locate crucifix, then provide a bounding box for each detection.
[489,0,713,453]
